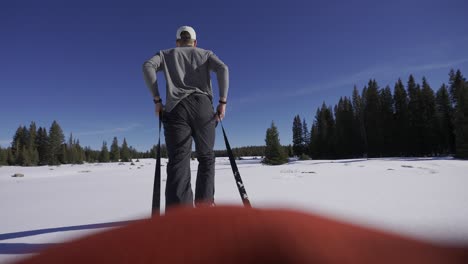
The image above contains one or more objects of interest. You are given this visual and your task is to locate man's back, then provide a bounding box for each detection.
[145,46,228,112]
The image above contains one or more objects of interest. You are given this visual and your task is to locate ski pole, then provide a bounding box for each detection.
[152,113,162,215]
[218,114,252,207]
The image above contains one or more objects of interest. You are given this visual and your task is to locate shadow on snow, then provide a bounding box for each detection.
[0,220,135,254]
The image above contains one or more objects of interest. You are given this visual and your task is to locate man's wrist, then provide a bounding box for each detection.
[218,99,227,104]
[153,98,162,104]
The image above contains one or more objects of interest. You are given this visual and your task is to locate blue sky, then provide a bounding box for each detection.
[1,0,468,151]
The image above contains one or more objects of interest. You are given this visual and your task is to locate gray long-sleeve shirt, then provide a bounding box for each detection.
[142,46,229,112]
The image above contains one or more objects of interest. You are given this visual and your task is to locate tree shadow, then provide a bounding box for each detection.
[0,220,135,254]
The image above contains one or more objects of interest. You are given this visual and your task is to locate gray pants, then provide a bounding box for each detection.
[162,93,216,208]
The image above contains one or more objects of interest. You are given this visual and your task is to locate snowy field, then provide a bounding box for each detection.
[1,157,468,263]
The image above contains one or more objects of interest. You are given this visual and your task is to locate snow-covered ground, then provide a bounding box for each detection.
[1,157,468,263]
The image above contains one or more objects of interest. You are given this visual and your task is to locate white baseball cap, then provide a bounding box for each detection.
[176,26,197,40]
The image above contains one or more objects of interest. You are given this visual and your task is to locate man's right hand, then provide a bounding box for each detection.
[155,102,163,117]
[153,97,163,117]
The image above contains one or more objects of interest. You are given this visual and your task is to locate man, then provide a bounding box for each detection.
[142,26,229,208]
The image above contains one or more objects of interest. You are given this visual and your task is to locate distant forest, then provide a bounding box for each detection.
[292,69,468,159]
[0,121,270,166]
[0,120,156,166]
[1,69,467,166]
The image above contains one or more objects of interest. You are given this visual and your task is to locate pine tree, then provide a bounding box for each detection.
[36,127,50,165]
[352,86,365,157]
[310,108,323,159]
[334,100,345,158]
[393,79,410,156]
[302,118,310,155]
[379,86,394,156]
[0,147,7,165]
[363,80,381,157]
[149,145,157,159]
[420,77,437,155]
[263,122,288,165]
[28,122,38,165]
[99,141,110,163]
[7,148,15,165]
[85,146,98,163]
[120,138,131,162]
[309,122,319,158]
[13,141,21,165]
[48,121,65,165]
[110,137,120,162]
[61,144,68,164]
[148,144,169,159]
[129,146,140,160]
[435,84,455,154]
[449,69,468,158]
[334,97,352,158]
[407,75,423,155]
[67,133,76,164]
[161,144,168,158]
[31,148,39,166]
[21,145,32,166]
[310,103,336,159]
[286,144,294,157]
[13,126,31,165]
[458,90,468,158]
[12,126,26,164]
[75,139,84,164]
[449,69,464,105]
[292,115,303,156]
[28,122,37,148]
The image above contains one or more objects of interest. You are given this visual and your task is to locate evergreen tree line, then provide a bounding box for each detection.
[0,127,290,166]
[292,69,468,159]
[0,121,142,166]
[97,137,136,163]
[133,145,272,160]
[214,146,267,158]
[128,144,168,160]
